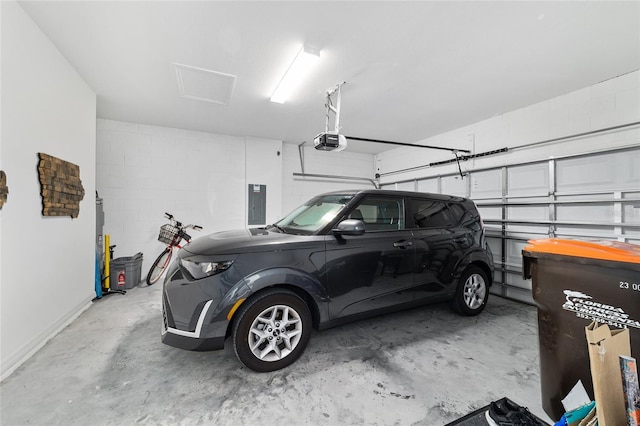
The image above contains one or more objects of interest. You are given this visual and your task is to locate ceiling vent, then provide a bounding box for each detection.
[173,63,236,105]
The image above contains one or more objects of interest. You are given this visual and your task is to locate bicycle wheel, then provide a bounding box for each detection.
[146,248,172,286]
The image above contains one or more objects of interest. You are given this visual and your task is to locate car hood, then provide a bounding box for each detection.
[182,228,320,256]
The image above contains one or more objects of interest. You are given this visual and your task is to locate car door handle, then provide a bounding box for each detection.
[393,240,413,249]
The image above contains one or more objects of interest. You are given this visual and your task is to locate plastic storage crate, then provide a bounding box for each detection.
[109,252,143,290]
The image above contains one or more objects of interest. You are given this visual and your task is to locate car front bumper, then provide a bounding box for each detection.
[161,293,227,351]
[160,257,250,351]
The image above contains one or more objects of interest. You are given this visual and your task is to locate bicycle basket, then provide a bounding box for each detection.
[158,224,180,245]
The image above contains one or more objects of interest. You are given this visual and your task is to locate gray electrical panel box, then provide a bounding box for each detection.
[248,184,266,225]
[96,196,105,270]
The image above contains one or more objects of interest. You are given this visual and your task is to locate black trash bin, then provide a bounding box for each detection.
[522,239,640,421]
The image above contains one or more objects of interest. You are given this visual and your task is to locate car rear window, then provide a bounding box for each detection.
[408,199,453,228]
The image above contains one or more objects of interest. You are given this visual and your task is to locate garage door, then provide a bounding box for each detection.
[382,146,640,304]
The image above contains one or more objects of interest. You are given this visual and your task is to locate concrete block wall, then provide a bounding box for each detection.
[97,119,283,275]
[376,70,640,183]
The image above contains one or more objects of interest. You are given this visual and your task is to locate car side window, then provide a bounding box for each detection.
[349,196,405,231]
[409,198,453,228]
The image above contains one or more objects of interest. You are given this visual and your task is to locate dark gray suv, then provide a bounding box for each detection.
[161,189,494,371]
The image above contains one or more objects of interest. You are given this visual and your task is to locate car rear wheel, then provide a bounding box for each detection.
[451,266,489,316]
[232,289,311,372]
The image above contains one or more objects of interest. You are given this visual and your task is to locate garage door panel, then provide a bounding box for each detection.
[470,169,502,199]
[624,228,640,239]
[417,178,438,194]
[624,192,640,224]
[487,237,502,259]
[505,273,532,292]
[507,163,549,197]
[394,181,416,191]
[555,225,616,239]
[556,150,640,193]
[556,203,614,222]
[503,283,534,304]
[507,205,549,221]
[506,223,549,235]
[441,175,467,197]
[477,205,502,220]
[506,239,530,268]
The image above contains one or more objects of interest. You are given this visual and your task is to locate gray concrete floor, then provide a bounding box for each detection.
[0,283,553,425]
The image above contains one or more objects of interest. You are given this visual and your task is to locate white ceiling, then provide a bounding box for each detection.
[19,1,640,154]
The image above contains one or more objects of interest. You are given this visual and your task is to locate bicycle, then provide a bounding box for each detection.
[146,212,202,286]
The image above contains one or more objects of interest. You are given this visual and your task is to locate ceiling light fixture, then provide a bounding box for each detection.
[270,44,320,104]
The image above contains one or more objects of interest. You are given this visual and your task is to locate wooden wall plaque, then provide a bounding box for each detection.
[37,153,85,218]
[0,171,7,209]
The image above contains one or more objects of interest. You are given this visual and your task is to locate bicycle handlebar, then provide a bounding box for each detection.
[162,213,202,232]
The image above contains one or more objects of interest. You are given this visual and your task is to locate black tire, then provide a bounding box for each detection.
[146,248,172,286]
[450,266,489,316]
[233,288,311,372]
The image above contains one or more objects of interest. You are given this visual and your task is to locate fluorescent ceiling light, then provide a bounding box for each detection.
[270,44,320,104]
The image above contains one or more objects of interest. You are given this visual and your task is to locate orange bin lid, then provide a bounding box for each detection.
[523,238,640,264]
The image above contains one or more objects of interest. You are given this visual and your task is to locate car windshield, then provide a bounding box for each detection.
[273,194,354,234]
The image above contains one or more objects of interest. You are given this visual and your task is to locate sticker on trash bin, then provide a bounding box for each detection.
[562,290,640,329]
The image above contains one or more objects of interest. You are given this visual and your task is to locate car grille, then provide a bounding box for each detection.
[162,291,176,330]
[162,304,168,332]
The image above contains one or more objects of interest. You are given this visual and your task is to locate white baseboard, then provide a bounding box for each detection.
[1,295,93,382]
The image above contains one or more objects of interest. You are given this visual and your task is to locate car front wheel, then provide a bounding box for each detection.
[451,266,489,316]
[232,289,311,372]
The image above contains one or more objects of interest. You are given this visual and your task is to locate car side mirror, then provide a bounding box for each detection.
[332,219,365,236]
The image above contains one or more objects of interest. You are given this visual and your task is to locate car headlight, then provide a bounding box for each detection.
[180,259,234,280]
